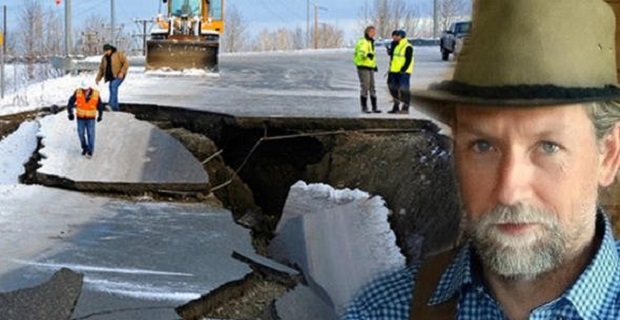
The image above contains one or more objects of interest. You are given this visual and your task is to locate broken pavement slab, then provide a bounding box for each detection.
[266,285,338,320]
[36,111,209,193]
[0,185,253,320]
[0,268,83,320]
[232,250,303,286]
[267,181,405,316]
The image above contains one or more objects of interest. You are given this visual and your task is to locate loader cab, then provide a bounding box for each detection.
[163,0,223,20]
[208,0,223,20]
[171,0,201,17]
[160,0,224,34]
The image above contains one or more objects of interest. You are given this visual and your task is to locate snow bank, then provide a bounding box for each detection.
[0,121,39,184]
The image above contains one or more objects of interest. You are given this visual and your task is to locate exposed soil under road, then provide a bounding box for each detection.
[4,106,620,319]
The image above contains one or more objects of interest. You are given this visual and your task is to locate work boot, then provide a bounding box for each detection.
[370,96,381,113]
[360,96,371,113]
[399,105,410,114]
[387,102,400,114]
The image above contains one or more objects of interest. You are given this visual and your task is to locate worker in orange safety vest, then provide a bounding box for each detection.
[67,80,104,158]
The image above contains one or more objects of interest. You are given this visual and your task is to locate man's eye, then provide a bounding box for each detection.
[539,141,560,154]
[472,140,492,153]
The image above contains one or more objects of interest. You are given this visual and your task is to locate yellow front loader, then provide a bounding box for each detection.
[146,0,225,71]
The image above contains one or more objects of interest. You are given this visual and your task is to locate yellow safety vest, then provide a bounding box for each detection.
[390,39,414,74]
[353,37,377,68]
[75,88,100,119]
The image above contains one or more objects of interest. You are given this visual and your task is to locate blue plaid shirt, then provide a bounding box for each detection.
[342,213,620,319]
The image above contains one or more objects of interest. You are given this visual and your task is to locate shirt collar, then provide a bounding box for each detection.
[427,210,619,310]
[564,212,618,319]
[428,243,475,305]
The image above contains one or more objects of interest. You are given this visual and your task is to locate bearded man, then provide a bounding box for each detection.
[343,0,620,319]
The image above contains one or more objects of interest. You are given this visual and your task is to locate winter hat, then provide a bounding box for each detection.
[396,30,406,38]
[411,0,620,124]
[103,43,113,51]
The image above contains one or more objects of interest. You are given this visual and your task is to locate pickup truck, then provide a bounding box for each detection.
[440,21,471,61]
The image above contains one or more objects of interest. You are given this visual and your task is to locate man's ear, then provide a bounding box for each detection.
[599,122,620,187]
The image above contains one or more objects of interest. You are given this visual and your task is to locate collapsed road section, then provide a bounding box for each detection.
[36,111,209,193]
[0,105,461,319]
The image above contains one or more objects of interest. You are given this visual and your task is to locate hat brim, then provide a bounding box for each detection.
[411,81,620,125]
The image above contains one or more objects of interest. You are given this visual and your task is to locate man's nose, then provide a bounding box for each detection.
[495,152,533,206]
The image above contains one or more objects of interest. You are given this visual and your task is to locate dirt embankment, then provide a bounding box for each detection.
[149,111,459,319]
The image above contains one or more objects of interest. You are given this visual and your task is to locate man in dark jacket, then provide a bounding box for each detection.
[387,30,414,114]
[95,43,129,111]
[67,80,104,158]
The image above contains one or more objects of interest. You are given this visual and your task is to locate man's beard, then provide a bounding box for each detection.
[467,204,569,281]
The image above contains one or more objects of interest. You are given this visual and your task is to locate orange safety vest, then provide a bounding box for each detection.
[75,88,99,119]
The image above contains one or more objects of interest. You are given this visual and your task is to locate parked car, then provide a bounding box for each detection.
[440,21,471,61]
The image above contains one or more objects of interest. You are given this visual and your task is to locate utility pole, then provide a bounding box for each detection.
[1,5,6,99]
[314,4,317,49]
[433,0,438,38]
[313,3,327,49]
[111,0,116,44]
[133,18,153,56]
[65,0,72,55]
[306,0,310,48]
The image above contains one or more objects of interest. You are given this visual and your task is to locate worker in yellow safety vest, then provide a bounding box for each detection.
[387,30,414,114]
[354,26,381,113]
[67,80,104,158]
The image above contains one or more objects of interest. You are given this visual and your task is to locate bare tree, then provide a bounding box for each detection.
[251,28,275,52]
[76,14,107,56]
[358,0,421,39]
[16,0,62,79]
[250,23,342,52]
[291,27,306,50]
[274,27,293,50]
[438,0,471,31]
[42,8,63,57]
[222,4,248,53]
[314,23,345,49]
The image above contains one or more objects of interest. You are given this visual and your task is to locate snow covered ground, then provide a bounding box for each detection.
[0,121,38,184]
[0,47,453,120]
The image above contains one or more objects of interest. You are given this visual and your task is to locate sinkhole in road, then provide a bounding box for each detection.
[7,104,458,319]
[122,104,460,319]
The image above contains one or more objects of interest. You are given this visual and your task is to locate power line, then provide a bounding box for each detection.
[272,0,305,20]
[256,1,294,24]
[228,0,291,24]
[72,0,106,15]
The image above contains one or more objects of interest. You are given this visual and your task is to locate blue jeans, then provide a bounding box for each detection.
[387,72,411,110]
[108,78,124,111]
[77,118,96,153]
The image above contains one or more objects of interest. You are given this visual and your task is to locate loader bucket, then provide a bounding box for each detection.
[146,39,219,71]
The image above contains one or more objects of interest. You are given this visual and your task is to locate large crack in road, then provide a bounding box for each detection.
[0,104,460,319]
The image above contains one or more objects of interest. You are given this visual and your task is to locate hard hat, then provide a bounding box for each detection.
[78,79,89,89]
